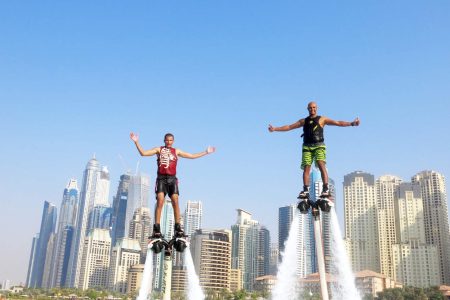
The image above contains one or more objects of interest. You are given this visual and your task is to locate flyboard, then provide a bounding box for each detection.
[298,193,333,300]
[148,233,189,300]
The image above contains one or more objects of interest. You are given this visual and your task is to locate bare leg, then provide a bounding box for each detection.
[154,192,165,224]
[170,194,181,224]
[303,165,312,187]
[316,161,328,185]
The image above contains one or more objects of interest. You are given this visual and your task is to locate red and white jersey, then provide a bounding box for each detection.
[157,146,178,175]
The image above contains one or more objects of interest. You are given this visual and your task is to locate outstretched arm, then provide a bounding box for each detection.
[130,132,160,156]
[268,119,304,132]
[177,146,216,159]
[322,117,360,127]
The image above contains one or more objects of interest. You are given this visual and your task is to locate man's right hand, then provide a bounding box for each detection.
[130,132,139,143]
[268,124,274,132]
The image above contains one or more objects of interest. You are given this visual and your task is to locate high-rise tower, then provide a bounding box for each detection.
[343,171,380,272]
[231,209,270,291]
[67,157,101,288]
[412,170,450,284]
[190,229,232,291]
[94,166,110,206]
[128,207,152,262]
[49,179,79,288]
[376,175,402,279]
[125,173,150,236]
[184,201,203,237]
[108,238,141,293]
[111,174,131,247]
[27,201,57,288]
[391,182,440,287]
[78,228,111,290]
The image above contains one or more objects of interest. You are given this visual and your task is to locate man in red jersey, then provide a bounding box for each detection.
[130,132,215,239]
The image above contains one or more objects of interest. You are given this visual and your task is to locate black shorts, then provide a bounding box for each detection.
[155,175,179,197]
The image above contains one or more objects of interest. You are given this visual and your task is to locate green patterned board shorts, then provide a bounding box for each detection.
[301,145,326,169]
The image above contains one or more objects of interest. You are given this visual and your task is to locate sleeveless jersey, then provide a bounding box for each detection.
[157,146,178,175]
[303,115,324,145]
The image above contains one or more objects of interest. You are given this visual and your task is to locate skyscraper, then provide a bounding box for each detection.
[67,157,101,288]
[27,201,57,288]
[190,229,232,292]
[41,234,56,288]
[88,205,113,231]
[376,175,401,279]
[231,209,270,291]
[93,166,110,206]
[111,174,131,247]
[391,182,440,287]
[49,179,79,288]
[269,243,279,275]
[343,171,380,273]
[108,238,141,293]
[125,173,150,237]
[412,170,450,284]
[184,200,203,237]
[26,234,39,287]
[128,207,152,262]
[257,226,271,278]
[78,228,111,290]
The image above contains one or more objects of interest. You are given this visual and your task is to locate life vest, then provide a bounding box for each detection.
[303,115,324,144]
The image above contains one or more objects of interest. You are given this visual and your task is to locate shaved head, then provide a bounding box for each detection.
[307,101,318,117]
[307,101,317,109]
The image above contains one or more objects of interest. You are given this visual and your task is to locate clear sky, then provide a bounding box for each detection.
[1,1,449,285]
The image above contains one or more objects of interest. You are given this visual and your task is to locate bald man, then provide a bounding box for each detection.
[268,101,360,202]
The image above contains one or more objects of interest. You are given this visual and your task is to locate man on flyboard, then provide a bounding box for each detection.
[130,132,215,251]
[268,101,360,211]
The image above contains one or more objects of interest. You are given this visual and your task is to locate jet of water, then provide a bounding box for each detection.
[184,247,205,300]
[272,213,301,300]
[330,210,361,300]
[137,247,154,300]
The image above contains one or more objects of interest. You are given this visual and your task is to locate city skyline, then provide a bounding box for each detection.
[14,165,450,294]
[1,1,450,285]
[4,157,450,286]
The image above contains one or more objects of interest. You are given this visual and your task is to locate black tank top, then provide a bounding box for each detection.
[303,116,324,145]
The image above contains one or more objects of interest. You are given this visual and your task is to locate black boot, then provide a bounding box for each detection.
[174,223,186,237]
[148,224,164,254]
[320,184,330,198]
[297,185,310,199]
[150,223,162,238]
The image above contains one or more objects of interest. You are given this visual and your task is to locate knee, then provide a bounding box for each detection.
[171,196,179,206]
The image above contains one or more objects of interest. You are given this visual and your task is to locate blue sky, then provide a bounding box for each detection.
[1,1,450,284]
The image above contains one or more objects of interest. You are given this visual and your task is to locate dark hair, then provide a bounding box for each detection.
[164,133,174,140]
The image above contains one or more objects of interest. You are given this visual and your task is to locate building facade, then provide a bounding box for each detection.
[108,238,141,293]
[412,170,450,284]
[343,171,380,273]
[190,229,232,291]
[78,228,111,290]
[391,182,440,287]
[376,175,401,279]
[184,200,203,237]
[67,158,101,288]
[27,201,57,288]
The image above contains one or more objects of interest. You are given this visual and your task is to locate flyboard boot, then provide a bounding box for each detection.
[172,223,188,253]
[297,186,311,214]
[316,185,333,212]
[148,224,165,254]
